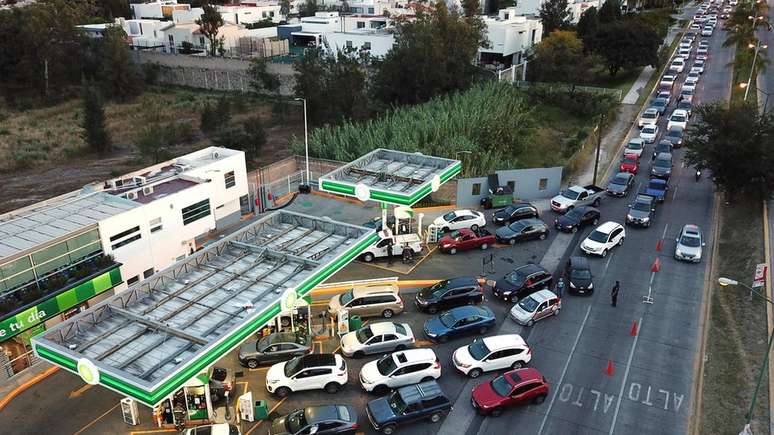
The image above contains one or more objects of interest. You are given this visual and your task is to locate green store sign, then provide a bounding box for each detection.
[0,267,122,341]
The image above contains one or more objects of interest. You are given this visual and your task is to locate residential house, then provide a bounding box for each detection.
[324,29,395,57]
[478,7,542,66]
[218,2,285,25]
[131,0,190,20]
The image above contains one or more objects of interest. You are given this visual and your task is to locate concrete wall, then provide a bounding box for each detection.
[455,167,563,207]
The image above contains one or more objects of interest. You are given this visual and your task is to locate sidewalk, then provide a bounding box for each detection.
[0,361,56,404]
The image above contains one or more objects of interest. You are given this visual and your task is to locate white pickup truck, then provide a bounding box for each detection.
[360,230,423,262]
[550,185,604,213]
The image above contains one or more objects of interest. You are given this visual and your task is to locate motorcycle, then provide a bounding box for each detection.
[695,169,701,182]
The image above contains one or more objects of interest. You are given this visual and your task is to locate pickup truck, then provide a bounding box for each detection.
[360,230,423,262]
[438,228,495,254]
[550,185,605,213]
[643,178,669,202]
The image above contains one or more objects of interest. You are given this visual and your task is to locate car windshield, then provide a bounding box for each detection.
[632,201,651,212]
[394,323,406,335]
[442,212,457,221]
[643,126,656,133]
[388,392,409,415]
[518,295,539,312]
[627,142,643,150]
[643,112,656,119]
[376,354,398,376]
[680,234,701,247]
[284,357,301,377]
[653,100,666,107]
[286,409,307,434]
[440,311,457,328]
[648,181,664,190]
[356,326,374,343]
[572,269,592,280]
[623,157,636,165]
[257,336,271,351]
[468,338,491,361]
[611,175,628,186]
[561,189,580,200]
[655,159,671,168]
[447,231,462,240]
[588,230,609,243]
[667,130,682,138]
[565,208,582,220]
[682,89,693,96]
[505,270,527,286]
[340,289,354,305]
[656,144,671,153]
[491,375,513,397]
[671,115,686,122]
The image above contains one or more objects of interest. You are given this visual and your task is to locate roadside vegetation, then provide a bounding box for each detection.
[723,0,770,105]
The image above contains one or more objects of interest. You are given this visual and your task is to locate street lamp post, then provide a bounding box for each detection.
[455,150,472,177]
[739,84,773,112]
[743,39,768,101]
[592,113,606,186]
[294,98,310,187]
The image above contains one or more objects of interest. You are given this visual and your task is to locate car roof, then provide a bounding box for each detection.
[667,127,683,134]
[297,353,337,368]
[528,289,559,303]
[623,153,638,159]
[642,124,657,131]
[628,138,644,144]
[368,321,401,335]
[305,405,349,424]
[447,305,493,319]
[482,334,527,350]
[596,221,622,233]
[672,109,688,116]
[635,194,654,203]
[568,256,590,270]
[264,332,305,345]
[397,380,446,404]
[682,224,701,235]
[506,367,543,385]
[445,276,479,287]
[515,263,548,275]
[452,209,477,216]
[649,178,667,185]
[644,108,659,114]
[613,171,633,179]
[352,284,399,297]
[392,348,437,364]
[511,218,544,227]
[656,152,673,160]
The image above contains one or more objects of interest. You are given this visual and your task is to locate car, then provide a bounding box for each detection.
[492,202,539,225]
[690,63,704,75]
[340,322,415,358]
[678,46,691,57]
[414,277,485,314]
[675,224,705,263]
[677,100,693,117]
[664,127,684,147]
[492,263,553,302]
[553,205,600,233]
[690,23,701,31]
[606,172,635,197]
[433,209,486,233]
[550,184,604,212]
[423,305,496,343]
[620,153,640,174]
[626,194,656,227]
[698,40,710,49]
[640,124,659,143]
[623,138,645,158]
[657,90,672,104]
[696,53,709,61]
[638,108,660,128]
[653,140,674,160]
[668,109,689,130]
[644,177,669,203]
[328,285,404,319]
[659,75,677,88]
[508,289,561,326]
[580,221,626,257]
[452,334,532,378]
[494,218,549,245]
[650,152,673,179]
[269,405,359,435]
[685,71,701,85]
[702,26,713,36]
[720,12,729,19]
[238,332,312,368]
[363,216,396,232]
[669,57,686,73]
[696,46,708,56]
[366,381,451,435]
[184,424,241,435]
[266,354,348,398]
[471,368,549,417]
[359,348,441,393]
[650,97,669,115]
[438,228,495,254]
[564,256,593,294]
[685,31,696,41]
[679,87,695,103]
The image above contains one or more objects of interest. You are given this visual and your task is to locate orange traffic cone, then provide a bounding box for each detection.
[656,240,662,252]
[651,258,661,273]
[630,320,638,337]
[606,360,614,376]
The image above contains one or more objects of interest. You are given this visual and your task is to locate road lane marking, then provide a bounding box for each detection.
[68,383,93,399]
[672,185,679,201]
[609,316,644,435]
[72,402,121,435]
[661,223,670,240]
[538,305,592,435]
[245,397,287,435]
[604,254,614,275]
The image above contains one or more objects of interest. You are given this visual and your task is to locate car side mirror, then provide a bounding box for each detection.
[676,238,679,243]
[310,425,319,435]
[652,208,656,212]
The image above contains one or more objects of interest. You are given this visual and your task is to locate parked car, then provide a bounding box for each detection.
[696,46,708,56]
[652,140,674,161]
[184,424,241,435]
[433,209,486,233]
[644,178,669,202]
[423,305,496,343]
[564,256,594,295]
[623,138,645,158]
[668,109,689,130]
[508,289,561,326]
[553,205,600,233]
[550,184,604,213]
[359,348,441,393]
[269,405,359,435]
[650,152,673,179]
[702,26,713,36]
[638,108,660,128]
[238,332,312,369]
[340,322,415,358]
[677,100,693,117]
[328,284,404,319]
[679,87,694,103]
[685,71,701,85]
[470,368,549,417]
[606,172,636,197]
[492,202,539,225]
[492,263,553,302]
[657,90,672,104]
[650,97,669,115]
[366,381,451,435]
[414,277,484,314]
[675,224,705,263]
[452,334,532,378]
[620,153,640,174]
[362,216,396,232]
[580,221,626,257]
[626,194,657,228]
[360,230,422,263]
[640,124,659,143]
[438,228,495,254]
[664,127,684,148]
[494,218,549,245]
[266,354,348,398]
[669,57,686,73]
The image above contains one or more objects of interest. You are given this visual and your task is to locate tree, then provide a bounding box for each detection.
[593,21,659,76]
[98,26,143,102]
[248,57,281,95]
[461,0,480,17]
[576,6,599,50]
[136,123,169,164]
[529,30,594,83]
[539,0,571,37]
[81,86,111,154]
[211,117,266,164]
[196,1,224,57]
[200,98,231,134]
[299,0,319,17]
[684,103,774,200]
[279,0,291,18]
[598,0,621,24]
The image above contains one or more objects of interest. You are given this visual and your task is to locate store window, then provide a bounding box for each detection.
[539,178,548,190]
[472,183,481,195]
[181,199,211,226]
[357,22,365,29]
[224,171,236,189]
[144,268,155,279]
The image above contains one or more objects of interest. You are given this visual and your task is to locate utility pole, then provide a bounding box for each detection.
[592,113,605,186]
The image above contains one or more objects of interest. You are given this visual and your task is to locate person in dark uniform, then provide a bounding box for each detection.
[386,242,394,265]
[611,281,620,307]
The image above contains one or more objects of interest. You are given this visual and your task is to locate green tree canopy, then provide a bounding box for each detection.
[539,0,571,37]
[576,6,599,50]
[196,1,224,56]
[593,20,659,76]
[529,30,594,83]
[98,26,143,102]
[81,86,111,154]
[461,0,481,17]
[598,0,621,24]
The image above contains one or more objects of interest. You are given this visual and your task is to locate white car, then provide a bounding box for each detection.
[668,109,689,131]
[659,74,676,88]
[358,348,441,393]
[678,46,691,57]
[696,54,709,61]
[340,322,415,358]
[698,40,710,49]
[702,26,713,36]
[638,108,660,128]
[669,57,686,73]
[640,124,659,143]
[624,138,645,158]
[697,46,708,56]
[266,353,348,398]
[452,334,532,378]
[433,209,486,232]
[184,424,241,435]
[690,23,701,31]
[674,224,705,263]
[691,60,705,74]
[685,71,701,85]
[580,221,626,257]
[509,289,562,326]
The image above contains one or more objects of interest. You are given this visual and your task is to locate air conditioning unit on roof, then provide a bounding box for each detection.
[126,191,138,200]
[142,186,154,196]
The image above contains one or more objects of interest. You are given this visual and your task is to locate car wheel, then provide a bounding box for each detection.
[554,308,560,316]
[382,309,393,318]
[471,224,479,231]
[449,248,457,255]
[442,227,450,233]
[511,361,525,370]
[481,243,489,250]
[246,359,259,369]
[601,249,608,258]
[421,376,435,383]
[618,237,625,246]
[571,227,578,234]
[527,319,534,327]
[478,326,489,334]
[382,424,397,435]
[533,394,547,405]
[593,198,601,207]
[275,387,291,398]
[469,368,483,378]
[593,218,599,225]
[509,238,516,246]
[353,351,365,359]
[490,407,503,417]
[395,344,407,351]
[539,233,547,240]
[439,335,449,343]
[324,382,340,394]
[427,305,438,314]
[362,253,374,263]
[373,385,389,395]
[429,413,442,423]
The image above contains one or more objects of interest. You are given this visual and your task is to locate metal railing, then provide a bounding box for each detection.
[1,349,41,380]
[511,80,623,101]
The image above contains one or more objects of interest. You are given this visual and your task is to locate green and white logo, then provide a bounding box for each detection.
[355,183,371,202]
[281,289,298,312]
[77,358,100,385]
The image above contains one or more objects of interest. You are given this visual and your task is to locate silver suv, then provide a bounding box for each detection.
[675,224,705,263]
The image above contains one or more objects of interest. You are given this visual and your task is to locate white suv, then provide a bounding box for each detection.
[359,348,441,393]
[266,353,348,398]
[452,334,532,378]
[580,222,626,257]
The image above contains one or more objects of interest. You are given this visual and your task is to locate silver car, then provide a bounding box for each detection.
[340,322,415,358]
[675,224,705,263]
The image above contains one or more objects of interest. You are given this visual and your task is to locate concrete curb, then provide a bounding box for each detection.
[0,366,59,413]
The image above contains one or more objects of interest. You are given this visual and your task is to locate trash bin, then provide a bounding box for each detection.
[349,315,362,331]
[254,400,269,421]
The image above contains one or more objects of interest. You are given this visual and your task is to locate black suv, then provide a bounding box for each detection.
[553,206,600,233]
[492,202,539,225]
[564,256,593,295]
[492,264,553,302]
[626,193,656,227]
[366,381,451,435]
[414,277,484,314]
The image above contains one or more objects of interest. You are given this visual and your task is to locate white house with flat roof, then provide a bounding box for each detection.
[131,0,190,20]
[503,0,602,23]
[324,29,395,57]
[218,2,284,24]
[478,8,542,65]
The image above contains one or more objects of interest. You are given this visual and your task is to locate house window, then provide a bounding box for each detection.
[262,11,267,17]
[182,199,211,225]
[363,42,371,50]
[346,40,353,48]
[150,218,163,233]
[472,183,481,196]
[368,7,374,13]
[127,275,140,286]
[504,13,509,19]
[507,181,516,192]
[109,226,140,242]
[531,29,537,44]
[225,171,236,189]
[539,178,548,190]
[270,11,275,17]
[199,36,205,46]
[111,234,142,250]
[357,22,365,29]
[143,268,155,279]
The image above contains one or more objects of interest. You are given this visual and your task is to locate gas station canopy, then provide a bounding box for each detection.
[319,149,461,206]
[32,211,377,407]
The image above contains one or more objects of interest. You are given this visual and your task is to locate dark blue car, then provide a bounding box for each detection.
[366,381,451,435]
[644,179,668,202]
[423,305,496,343]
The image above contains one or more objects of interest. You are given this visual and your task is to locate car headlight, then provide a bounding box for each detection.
[641,217,650,222]
[569,282,576,288]
[588,282,594,289]
[267,378,280,384]
[457,362,471,368]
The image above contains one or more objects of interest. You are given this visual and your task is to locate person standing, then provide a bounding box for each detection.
[386,242,394,265]
[611,281,620,307]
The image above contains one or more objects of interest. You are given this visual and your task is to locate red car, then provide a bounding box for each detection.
[471,368,549,417]
[438,228,496,254]
[619,153,639,174]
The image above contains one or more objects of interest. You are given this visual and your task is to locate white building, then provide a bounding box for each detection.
[505,0,602,23]
[219,2,284,24]
[131,0,190,20]
[567,0,603,23]
[324,29,395,57]
[478,8,542,65]
[116,18,172,49]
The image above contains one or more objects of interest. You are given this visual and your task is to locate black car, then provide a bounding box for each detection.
[626,193,656,227]
[494,218,549,245]
[664,128,683,148]
[271,405,359,435]
[564,256,593,295]
[492,202,539,225]
[366,381,451,435]
[492,264,553,302]
[652,141,673,161]
[650,152,673,180]
[238,332,312,368]
[553,206,600,233]
[414,277,484,314]
[606,172,635,197]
